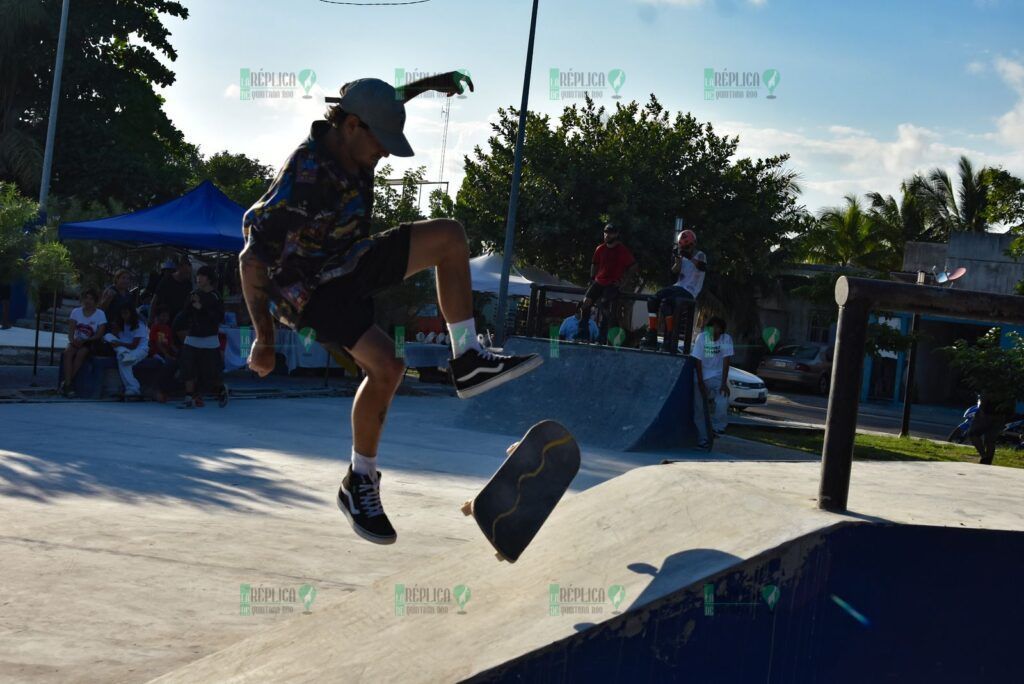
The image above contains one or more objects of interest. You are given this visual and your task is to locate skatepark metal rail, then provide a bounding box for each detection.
[820,276,1024,512]
[525,284,695,354]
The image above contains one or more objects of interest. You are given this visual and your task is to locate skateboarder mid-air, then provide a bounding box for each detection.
[644,228,706,353]
[239,73,541,544]
[580,223,636,343]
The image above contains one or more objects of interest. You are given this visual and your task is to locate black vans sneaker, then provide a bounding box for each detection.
[448,347,543,399]
[337,466,396,544]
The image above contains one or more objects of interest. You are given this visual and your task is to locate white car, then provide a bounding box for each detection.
[726,367,768,410]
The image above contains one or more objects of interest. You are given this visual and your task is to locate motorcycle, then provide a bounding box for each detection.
[948,397,1024,450]
[947,398,979,444]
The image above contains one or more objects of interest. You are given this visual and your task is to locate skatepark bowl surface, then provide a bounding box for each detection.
[149,459,1024,684]
[460,336,700,450]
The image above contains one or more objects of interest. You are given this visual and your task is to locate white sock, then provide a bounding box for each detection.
[351,449,377,477]
[447,318,482,357]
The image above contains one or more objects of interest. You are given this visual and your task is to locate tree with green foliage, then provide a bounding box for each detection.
[192,151,275,208]
[867,174,942,265]
[925,155,993,235]
[0,181,37,285]
[455,96,807,335]
[795,195,895,271]
[0,0,193,208]
[943,329,1024,415]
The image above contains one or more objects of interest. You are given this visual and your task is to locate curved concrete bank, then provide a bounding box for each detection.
[459,337,698,451]
[150,460,1024,683]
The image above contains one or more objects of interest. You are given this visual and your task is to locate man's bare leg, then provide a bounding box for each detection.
[404,219,473,323]
[345,326,406,459]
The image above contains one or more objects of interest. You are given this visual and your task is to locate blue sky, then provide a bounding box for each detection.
[155,0,1024,216]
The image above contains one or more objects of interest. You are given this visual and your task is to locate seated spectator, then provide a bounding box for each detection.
[154,311,190,403]
[137,291,154,323]
[149,307,177,362]
[559,306,600,342]
[61,289,108,397]
[178,265,228,409]
[692,317,734,448]
[104,303,149,399]
[99,269,138,323]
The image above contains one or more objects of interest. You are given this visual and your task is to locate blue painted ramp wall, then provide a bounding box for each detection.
[467,524,1024,683]
[460,337,697,451]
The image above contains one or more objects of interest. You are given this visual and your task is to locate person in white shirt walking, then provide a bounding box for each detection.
[105,303,149,399]
[692,316,733,449]
[643,228,707,354]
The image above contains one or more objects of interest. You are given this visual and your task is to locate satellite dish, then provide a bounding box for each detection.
[935,266,967,286]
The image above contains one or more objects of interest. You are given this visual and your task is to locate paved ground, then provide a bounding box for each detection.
[0,392,808,683]
[744,390,964,440]
[153,459,1024,683]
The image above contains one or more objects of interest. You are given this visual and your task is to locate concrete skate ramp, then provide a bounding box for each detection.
[459,336,698,450]
[151,461,1024,683]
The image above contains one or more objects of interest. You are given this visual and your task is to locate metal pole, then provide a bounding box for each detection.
[38,0,72,221]
[49,290,58,365]
[818,298,870,512]
[494,0,540,344]
[898,271,926,437]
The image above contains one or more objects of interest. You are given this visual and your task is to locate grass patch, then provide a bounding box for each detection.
[729,425,1024,469]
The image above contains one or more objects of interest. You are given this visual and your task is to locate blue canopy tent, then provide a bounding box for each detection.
[58,180,245,252]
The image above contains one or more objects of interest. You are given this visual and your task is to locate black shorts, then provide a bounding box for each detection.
[179,345,224,390]
[584,282,619,305]
[298,224,413,349]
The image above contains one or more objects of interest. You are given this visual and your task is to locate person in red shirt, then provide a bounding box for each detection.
[581,223,636,343]
[148,307,177,361]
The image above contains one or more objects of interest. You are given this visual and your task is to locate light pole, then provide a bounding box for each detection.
[494,0,540,344]
[38,0,72,224]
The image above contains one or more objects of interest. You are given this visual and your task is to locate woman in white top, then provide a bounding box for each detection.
[61,288,108,397]
[106,303,149,398]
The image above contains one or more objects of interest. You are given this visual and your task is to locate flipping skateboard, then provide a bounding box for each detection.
[461,420,580,562]
[695,368,715,452]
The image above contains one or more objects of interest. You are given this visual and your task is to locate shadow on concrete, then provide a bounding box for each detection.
[569,549,743,633]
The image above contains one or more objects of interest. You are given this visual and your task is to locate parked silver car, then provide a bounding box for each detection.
[756,343,833,395]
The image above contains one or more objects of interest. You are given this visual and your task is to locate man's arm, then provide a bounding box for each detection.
[239,245,277,377]
[396,71,474,103]
[721,355,731,396]
[617,261,638,286]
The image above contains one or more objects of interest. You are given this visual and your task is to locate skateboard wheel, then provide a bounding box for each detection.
[460,500,473,516]
[506,441,520,456]
[495,552,507,562]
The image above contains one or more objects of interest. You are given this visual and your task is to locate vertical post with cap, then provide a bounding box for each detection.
[818,278,870,512]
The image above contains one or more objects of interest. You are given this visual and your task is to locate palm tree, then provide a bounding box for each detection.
[796,195,894,271]
[866,174,941,266]
[925,155,991,234]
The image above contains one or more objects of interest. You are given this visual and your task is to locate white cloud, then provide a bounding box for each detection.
[966,60,986,75]
[994,57,1024,148]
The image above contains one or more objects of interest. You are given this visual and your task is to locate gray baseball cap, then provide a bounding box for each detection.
[325,78,414,157]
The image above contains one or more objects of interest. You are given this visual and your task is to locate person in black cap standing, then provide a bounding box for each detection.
[240,73,541,545]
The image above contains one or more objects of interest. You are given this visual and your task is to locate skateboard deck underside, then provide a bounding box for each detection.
[470,420,580,562]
